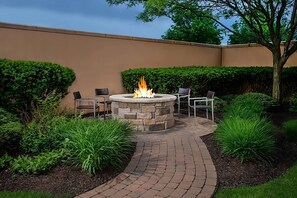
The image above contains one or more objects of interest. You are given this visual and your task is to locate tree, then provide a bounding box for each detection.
[107,0,297,102]
[229,19,290,44]
[162,9,222,44]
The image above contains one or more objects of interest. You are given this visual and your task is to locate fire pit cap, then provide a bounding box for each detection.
[110,94,176,103]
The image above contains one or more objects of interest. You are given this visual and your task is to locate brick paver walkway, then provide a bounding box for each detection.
[76,116,217,198]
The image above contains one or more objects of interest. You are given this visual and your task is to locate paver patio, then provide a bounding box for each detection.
[76,116,217,198]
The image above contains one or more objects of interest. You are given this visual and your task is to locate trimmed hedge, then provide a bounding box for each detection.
[121,66,297,97]
[0,59,75,117]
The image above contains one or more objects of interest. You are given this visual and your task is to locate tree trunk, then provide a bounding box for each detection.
[272,54,283,102]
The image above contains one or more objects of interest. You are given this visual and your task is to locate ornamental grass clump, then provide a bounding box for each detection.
[65,118,134,174]
[215,116,276,163]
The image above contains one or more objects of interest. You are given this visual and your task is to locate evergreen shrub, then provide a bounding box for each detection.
[121,66,297,98]
[0,59,75,118]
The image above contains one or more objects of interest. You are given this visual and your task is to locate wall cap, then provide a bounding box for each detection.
[0,22,220,48]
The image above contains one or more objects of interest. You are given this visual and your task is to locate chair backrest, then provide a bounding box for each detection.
[207,91,215,99]
[178,88,191,96]
[73,91,82,100]
[95,88,109,96]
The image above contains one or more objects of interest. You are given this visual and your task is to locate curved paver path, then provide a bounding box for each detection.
[76,116,217,198]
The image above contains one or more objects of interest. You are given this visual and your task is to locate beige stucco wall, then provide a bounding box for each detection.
[0,23,221,109]
[222,43,297,67]
[0,23,297,110]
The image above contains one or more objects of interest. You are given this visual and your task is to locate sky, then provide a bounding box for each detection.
[0,0,231,44]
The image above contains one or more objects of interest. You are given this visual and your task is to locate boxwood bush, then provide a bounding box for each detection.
[0,59,75,119]
[122,66,297,98]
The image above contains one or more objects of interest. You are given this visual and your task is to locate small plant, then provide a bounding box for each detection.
[21,118,67,154]
[289,93,297,113]
[214,97,228,112]
[0,154,13,169]
[283,119,297,142]
[0,108,23,154]
[64,118,134,174]
[232,92,278,112]
[10,149,67,174]
[215,116,276,163]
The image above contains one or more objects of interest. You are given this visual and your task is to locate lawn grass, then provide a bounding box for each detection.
[215,163,297,198]
[0,191,69,198]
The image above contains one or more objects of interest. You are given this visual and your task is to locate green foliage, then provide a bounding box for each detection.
[224,101,264,120]
[283,120,297,142]
[122,66,297,98]
[10,149,67,174]
[0,154,13,169]
[162,8,222,44]
[215,116,276,163]
[0,59,75,119]
[232,92,279,112]
[228,19,289,44]
[21,117,67,154]
[289,93,297,113]
[0,108,23,154]
[64,118,134,174]
[20,92,68,154]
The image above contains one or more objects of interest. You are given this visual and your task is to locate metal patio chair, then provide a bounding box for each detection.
[174,88,191,118]
[188,91,215,121]
[73,91,99,118]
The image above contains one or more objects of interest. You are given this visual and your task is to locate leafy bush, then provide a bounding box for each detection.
[283,120,297,142]
[122,66,297,98]
[21,92,68,154]
[289,93,297,113]
[215,116,276,163]
[64,118,134,174]
[10,149,67,174]
[0,108,23,154]
[21,117,67,154]
[0,154,13,169]
[231,92,278,112]
[0,59,75,119]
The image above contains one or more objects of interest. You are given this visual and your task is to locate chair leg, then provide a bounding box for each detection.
[211,102,214,122]
[206,109,209,119]
[188,105,191,117]
[194,104,196,118]
[178,101,180,118]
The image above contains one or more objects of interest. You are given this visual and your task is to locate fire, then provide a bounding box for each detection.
[133,76,155,98]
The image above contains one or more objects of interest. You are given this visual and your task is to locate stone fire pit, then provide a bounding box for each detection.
[110,94,176,131]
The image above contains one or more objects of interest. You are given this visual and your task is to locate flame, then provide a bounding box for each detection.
[133,76,155,98]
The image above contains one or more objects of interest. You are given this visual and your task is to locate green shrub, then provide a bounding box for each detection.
[0,108,23,154]
[10,149,67,174]
[121,66,297,98]
[224,99,264,119]
[215,116,276,163]
[64,118,134,174]
[21,93,68,154]
[0,59,75,119]
[232,92,278,112]
[283,120,297,142]
[0,154,13,169]
[289,93,297,113]
[21,117,67,154]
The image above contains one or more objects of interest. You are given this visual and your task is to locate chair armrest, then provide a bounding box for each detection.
[193,98,214,105]
[189,97,207,101]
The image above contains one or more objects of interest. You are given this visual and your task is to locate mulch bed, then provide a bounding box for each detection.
[0,144,135,197]
[201,110,297,187]
[1,110,297,196]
